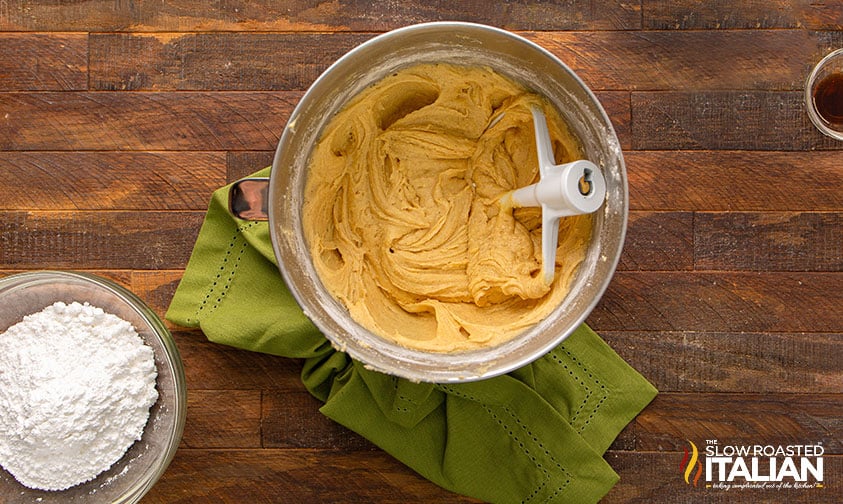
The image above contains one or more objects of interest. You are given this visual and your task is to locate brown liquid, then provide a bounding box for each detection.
[814,72,843,125]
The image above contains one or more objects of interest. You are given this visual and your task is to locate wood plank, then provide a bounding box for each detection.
[3,4,841,504]
[46,271,843,396]
[131,269,184,322]
[0,93,622,157]
[269,390,842,454]
[262,390,376,451]
[0,152,225,210]
[604,452,839,503]
[601,331,843,394]
[0,211,204,269]
[619,211,694,271]
[182,390,262,449]
[143,448,479,503]
[0,1,640,32]
[89,32,375,91]
[626,151,843,211]
[626,393,842,452]
[0,33,87,91]
[695,212,843,272]
[596,90,631,150]
[90,30,824,92]
[631,91,843,151]
[226,150,274,182]
[171,329,305,391]
[127,273,841,395]
[263,375,836,453]
[588,272,843,332]
[136,268,842,395]
[530,30,823,91]
[0,92,298,151]
[12,265,838,398]
[644,0,843,30]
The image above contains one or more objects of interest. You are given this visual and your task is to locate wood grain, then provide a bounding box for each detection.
[695,212,843,272]
[596,91,632,149]
[589,272,843,332]
[2,3,842,502]
[125,271,843,396]
[626,150,843,211]
[0,91,626,155]
[142,448,480,503]
[0,0,640,32]
[530,30,825,91]
[0,211,204,269]
[226,151,275,181]
[601,331,843,394]
[631,91,843,151]
[619,212,694,271]
[0,152,225,210]
[131,269,184,321]
[0,33,87,91]
[262,390,376,451]
[171,330,305,391]
[644,0,843,30]
[7,0,840,35]
[628,393,843,451]
[182,390,262,449]
[0,92,298,151]
[89,32,375,91]
[89,30,827,92]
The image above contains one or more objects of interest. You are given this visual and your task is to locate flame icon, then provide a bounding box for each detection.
[680,440,703,487]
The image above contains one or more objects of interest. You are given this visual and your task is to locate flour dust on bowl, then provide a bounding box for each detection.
[0,271,187,503]
[262,22,627,382]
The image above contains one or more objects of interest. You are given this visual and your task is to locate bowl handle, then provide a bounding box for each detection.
[228,178,269,221]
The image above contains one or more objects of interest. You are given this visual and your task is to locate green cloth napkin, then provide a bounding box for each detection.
[167,168,657,504]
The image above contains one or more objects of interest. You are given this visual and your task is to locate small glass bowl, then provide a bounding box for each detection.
[805,48,843,141]
[0,271,187,503]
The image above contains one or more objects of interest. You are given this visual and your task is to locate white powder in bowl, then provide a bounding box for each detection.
[0,301,158,491]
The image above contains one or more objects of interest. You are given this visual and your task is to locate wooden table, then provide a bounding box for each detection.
[1,2,841,502]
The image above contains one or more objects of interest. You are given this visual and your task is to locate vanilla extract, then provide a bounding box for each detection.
[813,72,843,126]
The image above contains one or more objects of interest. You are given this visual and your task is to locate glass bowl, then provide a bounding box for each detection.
[806,47,843,141]
[0,271,187,503]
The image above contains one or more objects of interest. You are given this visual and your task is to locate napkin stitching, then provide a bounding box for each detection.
[440,385,571,503]
[189,223,258,324]
[393,379,415,413]
[208,234,247,315]
[546,350,593,425]
[559,347,608,433]
[548,349,608,433]
[188,233,237,324]
[493,405,572,503]
[486,406,550,503]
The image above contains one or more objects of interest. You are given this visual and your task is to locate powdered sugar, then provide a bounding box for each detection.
[0,301,158,491]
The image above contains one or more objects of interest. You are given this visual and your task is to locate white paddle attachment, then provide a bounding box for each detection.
[507,105,607,285]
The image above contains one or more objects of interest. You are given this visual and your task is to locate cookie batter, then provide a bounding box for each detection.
[303,63,591,352]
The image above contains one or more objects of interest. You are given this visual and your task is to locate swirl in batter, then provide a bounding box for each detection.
[303,63,591,352]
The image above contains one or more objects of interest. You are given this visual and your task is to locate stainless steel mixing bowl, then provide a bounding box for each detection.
[266,22,627,382]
